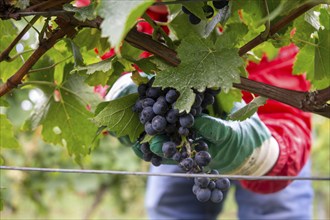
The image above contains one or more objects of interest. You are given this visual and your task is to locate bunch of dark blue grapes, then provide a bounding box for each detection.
[182,0,229,25]
[193,169,231,203]
[132,77,230,203]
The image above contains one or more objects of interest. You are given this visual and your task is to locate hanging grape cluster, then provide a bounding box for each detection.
[132,77,230,203]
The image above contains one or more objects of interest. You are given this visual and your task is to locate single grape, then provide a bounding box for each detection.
[166,109,179,124]
[152,115,167,132]
[215,178,230,191]
[181,151,188,159]
[153,100,169,115]
[194,140,209,152]
[180,157,194,171]
[195,106,203,116]
[142,98,155,108]
[190,108,197,116]
[192,93,203,108]
[146,87,162,99]
[195,151,212,166]
[194,177,210,188]
[132,99,143,113]
[196,188,211,202]
[189,14,201,25]
[138,83,147,96]
[140,143,151,154]
[178,127,189,136]
[140,106,155,124]
[165,89,179,103]
[151,155,162,167]
[157,96,167,104]
[208,180,216,190]
[201,93,215,107]
[209,169,219,175]
[192,184,201,195]
[203,5,214,19]
[162,141,177,158]
[142,152,153,162]
[145,122,157,135]
[179,113,194,128]
[212,0,228,9]
[172,152,182,162]
[210,189,224,203]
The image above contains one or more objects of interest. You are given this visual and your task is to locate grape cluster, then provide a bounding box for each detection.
[132,77,230,203]
[181,0,229,25]
[193,169,230,203]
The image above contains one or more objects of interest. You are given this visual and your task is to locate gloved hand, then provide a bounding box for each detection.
[192,105,279,175]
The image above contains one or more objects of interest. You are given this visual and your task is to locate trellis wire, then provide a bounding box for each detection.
[0,166,329,181]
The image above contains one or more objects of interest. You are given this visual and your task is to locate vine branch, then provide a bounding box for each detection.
[0,15,39,62]
[238,1,320,56]
[0,22,76,96]
[0,1,328,118]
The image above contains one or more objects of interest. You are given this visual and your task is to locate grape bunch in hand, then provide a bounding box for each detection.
[132,77,230,203]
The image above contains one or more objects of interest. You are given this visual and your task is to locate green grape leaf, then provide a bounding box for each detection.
[314,29,330,81]
[72,58,125,86]
[293,43,314,76]
[181,2,205,19]
[0,98,9,107]
[169,12,207,39]
[319,8,330,30]
[0,114,20,149]
[154,35,243,113]
[93,93,144,142]
[134,57,159,74]
[98,0,154,53]
[66,39,84,67]
[228,96,267,121]
[74,28,109,54]
[73,58,112,75]
[216,88,242,114]
[63,3,96,22]
[25,74,100,160]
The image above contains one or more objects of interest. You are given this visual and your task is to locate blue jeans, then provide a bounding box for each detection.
[145,160,313,220]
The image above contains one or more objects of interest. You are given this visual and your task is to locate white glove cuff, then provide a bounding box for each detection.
[228,136,280,176]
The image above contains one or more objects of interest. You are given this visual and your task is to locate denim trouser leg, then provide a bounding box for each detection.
[235,160,314,220]
[145,160,313,220]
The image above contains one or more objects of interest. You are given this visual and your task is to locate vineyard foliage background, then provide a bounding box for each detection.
[0,0,329,218]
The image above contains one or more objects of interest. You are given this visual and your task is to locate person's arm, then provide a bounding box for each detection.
[240,44,312,193]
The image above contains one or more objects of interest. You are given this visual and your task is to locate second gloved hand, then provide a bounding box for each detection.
[191,110,279,175]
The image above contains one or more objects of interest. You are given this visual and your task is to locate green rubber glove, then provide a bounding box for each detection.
[192,106,279,175]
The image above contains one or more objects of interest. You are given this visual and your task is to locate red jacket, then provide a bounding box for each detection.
[241,44,312,193]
